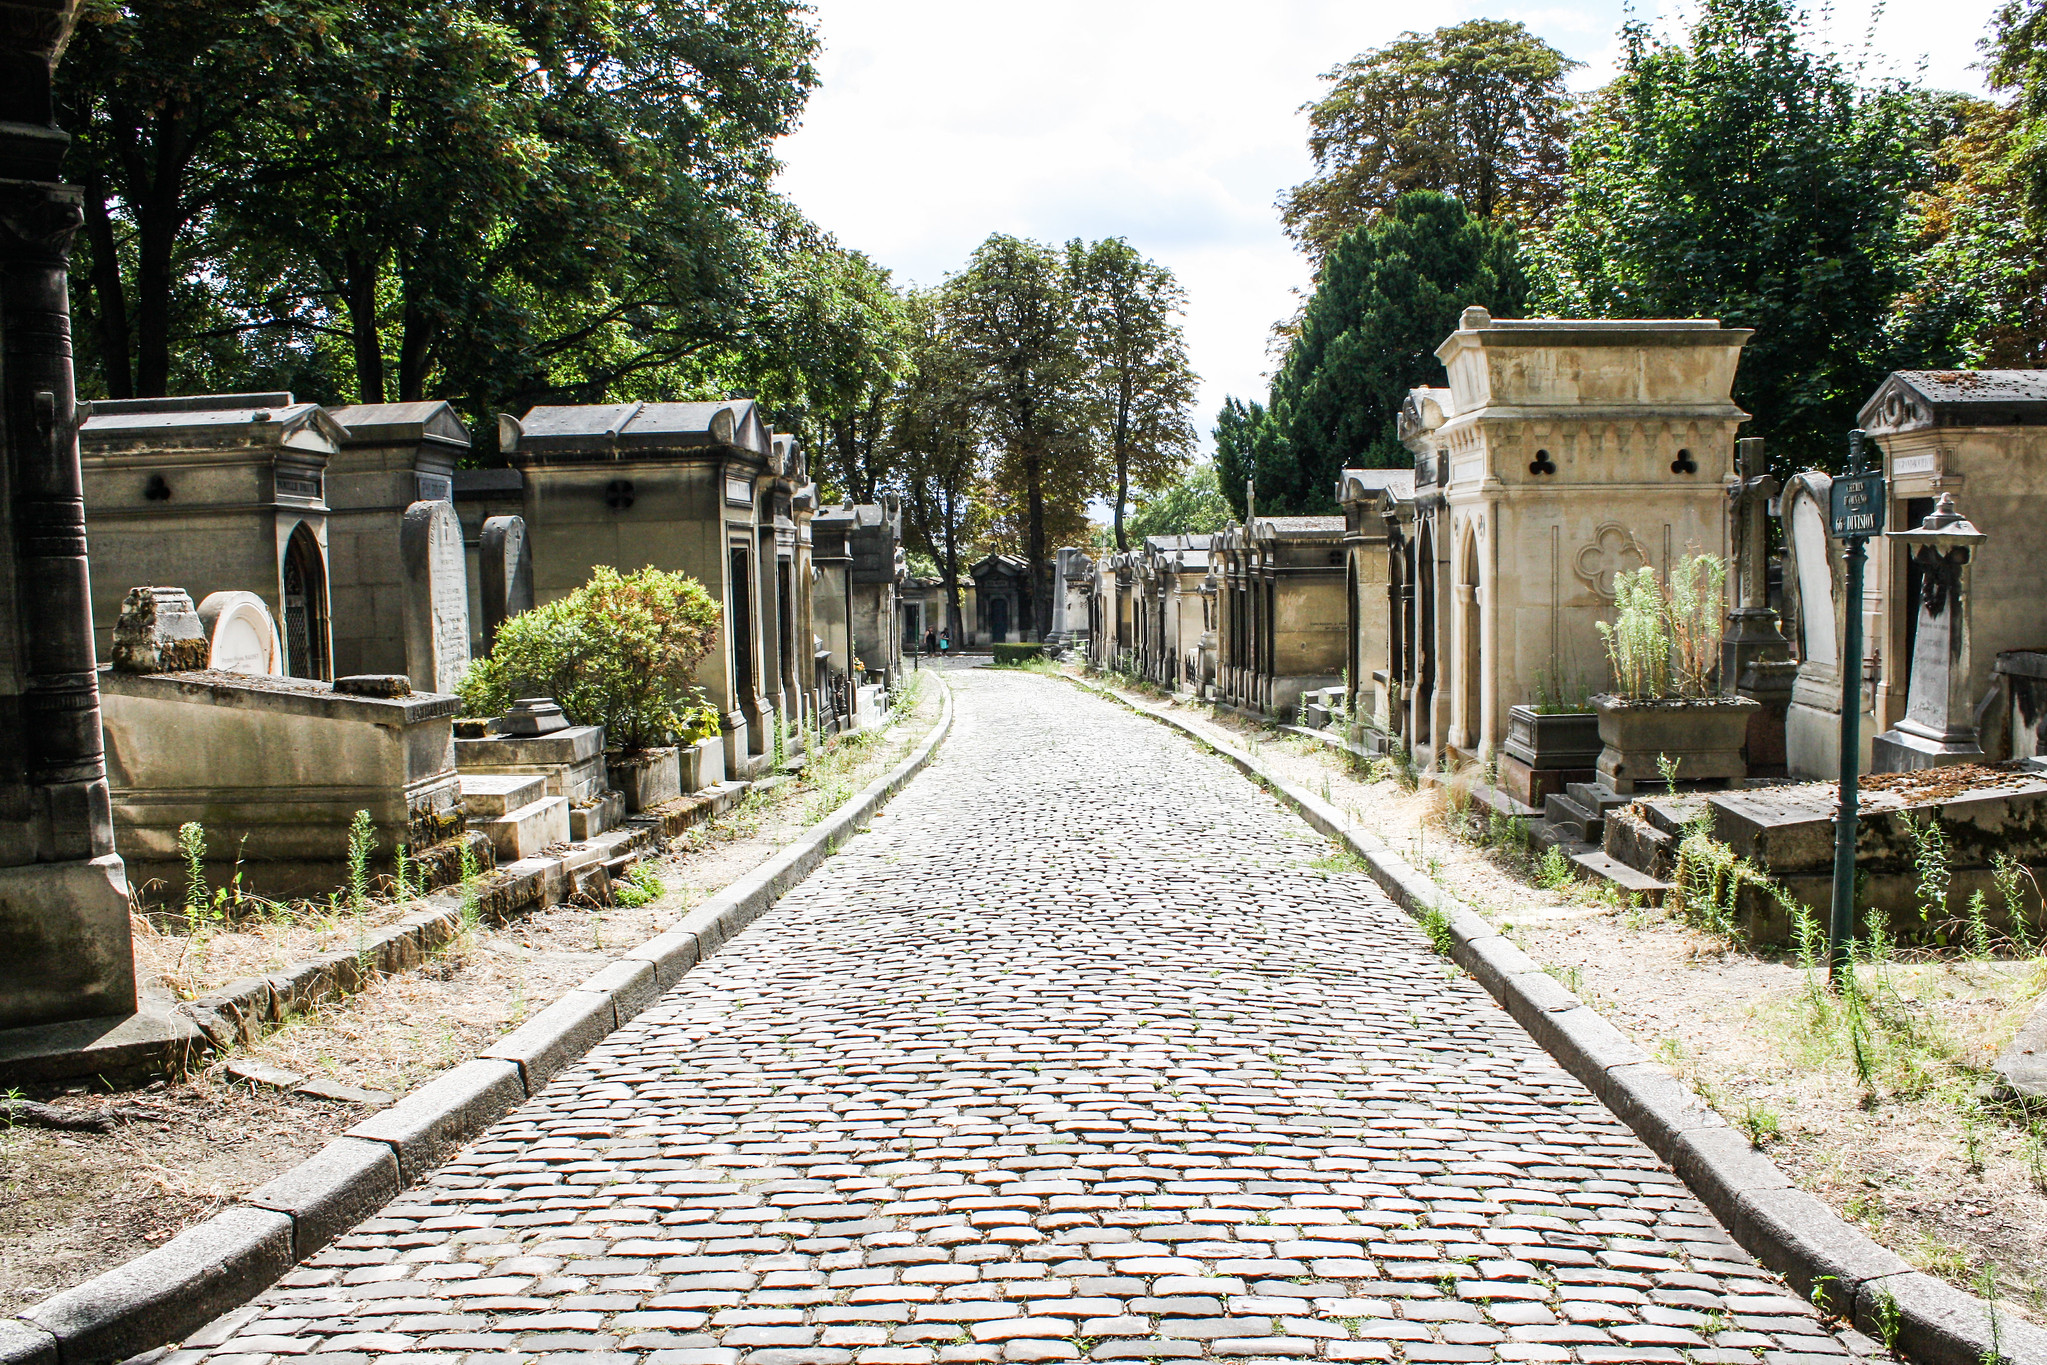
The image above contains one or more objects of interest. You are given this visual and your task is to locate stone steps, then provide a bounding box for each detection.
[1570,848,1674,903]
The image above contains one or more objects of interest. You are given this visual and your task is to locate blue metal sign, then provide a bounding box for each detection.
[1830,470,1886,539]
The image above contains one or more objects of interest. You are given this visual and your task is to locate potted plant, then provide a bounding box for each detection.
[459,566,722,814]
[675,699,724,792]
[1501,674,1601,806]
[1591,555,1757,793]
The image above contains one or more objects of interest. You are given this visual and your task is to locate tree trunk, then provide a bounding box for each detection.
[1114,446,1129,551]
[131,193,178,397]
[397,296,435,403]
[344,249,384,404]
[1024,449,1047,639]
[78,170,132,399]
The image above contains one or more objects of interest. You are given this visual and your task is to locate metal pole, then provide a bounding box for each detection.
[1828,432,1870,986]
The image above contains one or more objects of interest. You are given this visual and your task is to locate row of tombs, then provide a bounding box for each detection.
[1071,308,2047,943]
[71,394,914,921]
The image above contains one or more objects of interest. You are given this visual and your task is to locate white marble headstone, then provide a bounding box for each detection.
[400,499,472,694]
[1787,493,1837,668]
[195,591,284,676]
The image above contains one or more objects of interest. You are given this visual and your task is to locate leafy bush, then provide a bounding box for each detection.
[992,642,1044,665]
[459,566,722,753]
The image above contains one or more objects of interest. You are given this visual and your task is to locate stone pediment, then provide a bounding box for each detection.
[1856,370,2047,435]
[83,393,345,460]
[326,401,472,449]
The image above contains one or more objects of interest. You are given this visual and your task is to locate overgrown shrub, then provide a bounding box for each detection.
[459,566,722,753]
[992,642,1044,665]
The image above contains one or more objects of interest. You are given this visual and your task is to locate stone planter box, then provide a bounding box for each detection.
[683,736,724,793]
[1498,705,1601,807]
[608,746,681,813]
[1592,693,1760,793]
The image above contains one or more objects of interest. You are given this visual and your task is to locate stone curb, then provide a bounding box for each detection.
[1063,672,2047,1365]
[7,677,955,1365]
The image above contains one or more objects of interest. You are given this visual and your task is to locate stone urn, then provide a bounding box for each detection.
[1591,694,1760,793]
[607,745,682,813]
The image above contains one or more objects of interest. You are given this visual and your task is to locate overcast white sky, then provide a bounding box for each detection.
[774,0,2003,449]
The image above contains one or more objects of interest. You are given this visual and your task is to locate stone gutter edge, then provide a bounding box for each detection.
[3,675,956,1365]
[1060,672,2045,1365]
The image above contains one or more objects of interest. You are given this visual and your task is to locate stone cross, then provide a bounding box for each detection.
[479,515,533,652]
[1874,493,1988,769]
[401,499,472,694]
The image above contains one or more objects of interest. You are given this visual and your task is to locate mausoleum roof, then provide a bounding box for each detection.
[505,399,773,461]
[327,401,471,448]
[83,392,345,455]
[1337,469,1416,505]
[1253,515,1344,540]
[1858,371,2047,434]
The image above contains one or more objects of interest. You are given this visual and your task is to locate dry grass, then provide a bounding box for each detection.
[1077,670,2047,1321]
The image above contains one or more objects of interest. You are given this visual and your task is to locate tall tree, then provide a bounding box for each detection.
[943,234,1091,639]
[1127,461,1234,541]
[57,0,337,397]
[1989,0,2047,223]
[1212,395,1263,520]
[1529,0,1945,472]
[1241,192,1524,515]
[1068,237,1198,551]
[1905,97,2047,366]
[752,244,910,505]
[891,290,987,644]
[1281,20,1576,266]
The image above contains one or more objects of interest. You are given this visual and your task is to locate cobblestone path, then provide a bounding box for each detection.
[194,668,1863,1365]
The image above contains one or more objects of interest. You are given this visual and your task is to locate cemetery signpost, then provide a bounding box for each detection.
[1826,431,1885,983]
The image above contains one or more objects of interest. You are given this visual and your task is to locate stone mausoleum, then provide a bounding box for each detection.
[79,393,345,680]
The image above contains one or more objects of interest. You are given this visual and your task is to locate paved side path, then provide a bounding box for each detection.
[194,669,1863,1365]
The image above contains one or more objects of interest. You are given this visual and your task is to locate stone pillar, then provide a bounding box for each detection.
[0,0,138,1033]
[1724,437,1796,774]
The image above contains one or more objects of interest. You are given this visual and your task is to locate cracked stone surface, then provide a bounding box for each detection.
[179,667,1868,1365]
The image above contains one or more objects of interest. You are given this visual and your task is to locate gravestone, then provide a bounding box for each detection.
[1873,493,1988,770]
[111,588,209,674]
[479,515,533,651]
[197,591,285,676]
[401,499,471,694]
[1781,472,1876,777]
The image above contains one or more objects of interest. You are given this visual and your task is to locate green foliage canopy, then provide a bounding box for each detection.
[1281,20,1576,265]
[1219,192,1524,517]
[1127,462,1234,541]
[1529,0,1948,473]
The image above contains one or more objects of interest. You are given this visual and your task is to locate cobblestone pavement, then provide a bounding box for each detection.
[190,668,1866,1365]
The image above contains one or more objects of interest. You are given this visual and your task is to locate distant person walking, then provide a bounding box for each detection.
[924,627,938,656]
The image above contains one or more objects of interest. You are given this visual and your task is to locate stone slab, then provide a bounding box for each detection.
[459,772,549,817]
[241,1136,400,1257]
[1994,992,2047,1101]
[0,1001,204,1085]
[344,1058,526,1183]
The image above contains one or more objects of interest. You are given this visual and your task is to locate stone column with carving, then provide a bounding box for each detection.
[0,0,139,1040]
[1873,493,1989,771]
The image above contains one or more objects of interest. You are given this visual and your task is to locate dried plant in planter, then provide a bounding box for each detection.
[1596,554,1728,700]
[1665,553,1727,698]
